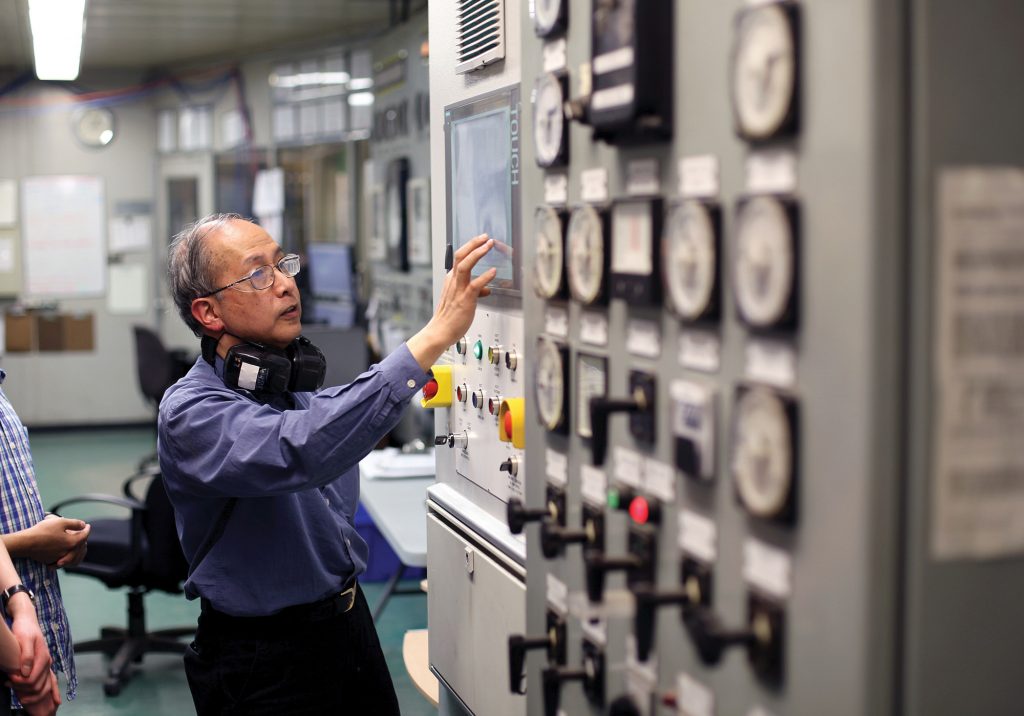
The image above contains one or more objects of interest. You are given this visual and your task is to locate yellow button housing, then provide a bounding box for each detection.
[421,365,453,408]
[497,397,526,449]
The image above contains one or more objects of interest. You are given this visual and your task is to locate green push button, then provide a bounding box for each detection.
[473,340,484,361]
[607,488,621,511]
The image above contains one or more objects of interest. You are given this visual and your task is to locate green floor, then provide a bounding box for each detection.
[27,427,436,716]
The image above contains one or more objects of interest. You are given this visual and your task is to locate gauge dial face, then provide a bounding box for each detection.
[534,207,565,299]
[731,388,794,519]
[534,0,567,37]
[73,107,116,148]
[664,201,717,321]
[535,338,567,431]
[567,206,606,305]
[534,73,568,168]
[733,196,795,328]
[731,3,797,141]
[576,353,607,439]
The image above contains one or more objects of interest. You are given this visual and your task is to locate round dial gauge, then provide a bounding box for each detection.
[535,338,568,431]
[567,206,606,305]
[731,388,795,519]
[733,196,796,329]
[731,3,798,141]
[663,200,718,321]
[534,207,565,299]
[534,0,567,37]
[533,73,568,168]
[72,107,116,148]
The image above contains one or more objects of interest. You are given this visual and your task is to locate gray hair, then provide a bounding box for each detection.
[167,213,247,336]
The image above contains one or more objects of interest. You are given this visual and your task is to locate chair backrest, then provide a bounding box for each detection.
[133,326,178,407]
[140,475,189,593]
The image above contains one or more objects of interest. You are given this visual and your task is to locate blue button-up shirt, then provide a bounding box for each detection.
[0,371,76,701]
[157,344,428,617]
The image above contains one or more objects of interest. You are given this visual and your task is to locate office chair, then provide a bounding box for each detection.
[132,325,192,472]
[50,472,194,696]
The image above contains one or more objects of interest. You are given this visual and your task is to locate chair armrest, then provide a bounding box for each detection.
[48,493,144,515]
[122,472,156,501]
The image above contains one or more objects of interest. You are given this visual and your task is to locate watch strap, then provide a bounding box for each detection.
[1,584,34,609]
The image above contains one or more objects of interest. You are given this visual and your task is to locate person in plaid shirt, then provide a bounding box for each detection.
[0,370,88,713]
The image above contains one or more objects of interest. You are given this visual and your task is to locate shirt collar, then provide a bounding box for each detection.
[0,369,6,385]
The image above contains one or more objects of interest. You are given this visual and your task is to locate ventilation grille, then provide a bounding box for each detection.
[455,0,506,74]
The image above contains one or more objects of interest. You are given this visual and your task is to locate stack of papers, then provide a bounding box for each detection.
[360,447,436,480]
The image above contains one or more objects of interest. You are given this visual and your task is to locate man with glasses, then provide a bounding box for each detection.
[159,213,495,715]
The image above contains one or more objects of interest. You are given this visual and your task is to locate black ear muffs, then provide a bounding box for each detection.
[204,335,326,395]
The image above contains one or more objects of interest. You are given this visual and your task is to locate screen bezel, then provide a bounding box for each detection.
[444,84,522,297]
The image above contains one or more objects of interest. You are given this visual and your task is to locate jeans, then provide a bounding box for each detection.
[184,586,400,715]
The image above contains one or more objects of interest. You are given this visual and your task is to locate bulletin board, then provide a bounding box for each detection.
[22,175,106,297]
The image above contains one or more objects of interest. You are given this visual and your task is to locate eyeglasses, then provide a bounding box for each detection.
[199,254,301,297]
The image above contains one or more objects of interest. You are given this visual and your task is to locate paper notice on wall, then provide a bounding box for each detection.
[933,166,1024,560]
[107,263,148,314]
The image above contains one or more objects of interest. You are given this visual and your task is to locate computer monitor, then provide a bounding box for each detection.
[307,243,354,299]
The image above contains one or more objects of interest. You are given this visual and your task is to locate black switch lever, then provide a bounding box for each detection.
[508,635,550,694]
[584,549,643,603]
[507,497,552,535]
[539,521,588,559]
[634,560,712,661]
[683,595,785,685]
[542,666,587,716]
[589,393,645,467]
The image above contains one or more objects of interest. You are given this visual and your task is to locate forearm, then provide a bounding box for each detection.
[407,321,451,372]
[1,530,33,560]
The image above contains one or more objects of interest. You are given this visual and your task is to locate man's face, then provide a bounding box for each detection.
[202,220,302,349]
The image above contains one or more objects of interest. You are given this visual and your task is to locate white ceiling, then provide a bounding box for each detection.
[0,0,426,74]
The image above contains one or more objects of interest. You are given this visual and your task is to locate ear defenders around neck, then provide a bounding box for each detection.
[204,335,326,395]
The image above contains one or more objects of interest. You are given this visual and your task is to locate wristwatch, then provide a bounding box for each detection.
[1,584,35,611]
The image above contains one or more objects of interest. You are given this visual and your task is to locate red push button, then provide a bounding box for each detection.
[629,496,650,525]
[503,410,514,440]
[423,380,439,400]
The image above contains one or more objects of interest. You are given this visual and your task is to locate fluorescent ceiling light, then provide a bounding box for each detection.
[29,0,87,81]
[347,78,374,91]
[348,92,374,107]
[270,71,351,88]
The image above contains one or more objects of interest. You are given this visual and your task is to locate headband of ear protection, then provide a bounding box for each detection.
[202,334,326,395]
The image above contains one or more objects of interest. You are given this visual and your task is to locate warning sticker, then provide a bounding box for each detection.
[934,167,1024,560]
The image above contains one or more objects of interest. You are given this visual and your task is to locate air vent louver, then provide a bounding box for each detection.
[455,0,506,74]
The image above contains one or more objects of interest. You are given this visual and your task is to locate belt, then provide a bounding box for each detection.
[200,584,358,632]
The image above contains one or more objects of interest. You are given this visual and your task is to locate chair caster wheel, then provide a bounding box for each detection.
[103,680,122,697]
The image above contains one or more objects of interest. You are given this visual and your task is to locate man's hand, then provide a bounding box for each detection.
[408,234,497,371]
[19,517,90,568]
[19,670,61,716]
[6,602,53,707]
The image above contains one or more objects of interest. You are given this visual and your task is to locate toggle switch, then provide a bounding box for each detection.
[507,497,553,535]
[682,594,785,686]
[434,430,469,451]
[584,526,657,603]
[498,398,526,448]
[420,365,453,409]
[500,456,520,477]
[589,371,657,466]
[633,558,713,662]
[507,610,566,694]
[542,641,605,716]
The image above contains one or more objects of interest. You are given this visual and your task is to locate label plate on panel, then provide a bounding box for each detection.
[627,319,662,358]
[581,464,608,507]
[546,448,568,487]
[742,538,792,600]
[678,509,717,563]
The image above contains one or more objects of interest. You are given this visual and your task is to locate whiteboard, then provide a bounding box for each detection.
[22,176,106,297]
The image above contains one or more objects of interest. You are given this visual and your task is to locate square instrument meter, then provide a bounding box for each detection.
[575,353,608,440]
[611,197,663,305]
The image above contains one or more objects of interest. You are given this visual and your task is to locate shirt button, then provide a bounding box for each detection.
[406,379,416,388]
[346,538,352,548]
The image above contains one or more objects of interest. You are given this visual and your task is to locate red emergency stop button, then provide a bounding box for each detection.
[503,410,514,440]
[423,380,438,400]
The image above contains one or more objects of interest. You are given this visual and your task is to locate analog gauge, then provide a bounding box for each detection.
[535,338,569,432]
[567,206,608,305]
[534,0,568,38]
[663,200,721,322]
[733,195,798,330]
[731,2,800,142]
[72,107,116,148]
[731,387,798,522]
[534,207,566,299]
[576,353,607,439]
[610,198,661,305]
[534,73,569,168]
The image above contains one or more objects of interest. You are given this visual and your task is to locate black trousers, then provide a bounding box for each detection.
[184,586,400,716]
